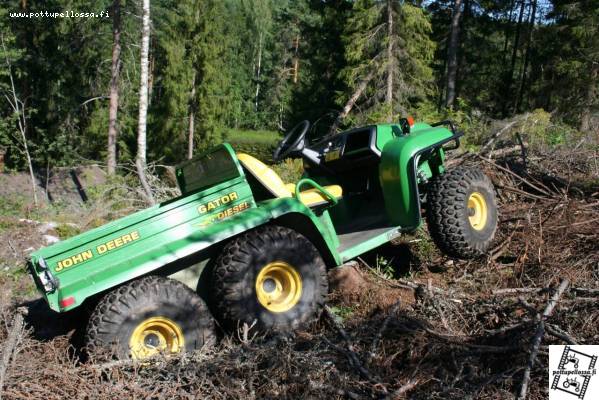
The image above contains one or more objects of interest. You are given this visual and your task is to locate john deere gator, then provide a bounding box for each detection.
[28,119,498,360]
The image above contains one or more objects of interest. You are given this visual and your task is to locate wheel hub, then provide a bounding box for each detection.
[129,317,184,360]
[467,192,488,230]
[262,278,277,293]
[144,332,160,348]
[255,261,302,313]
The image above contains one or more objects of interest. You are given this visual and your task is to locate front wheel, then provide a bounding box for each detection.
[426,167,498,259]
[211,226,328,332]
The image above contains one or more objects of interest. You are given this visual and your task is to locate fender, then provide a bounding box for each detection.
[379,122,462,229]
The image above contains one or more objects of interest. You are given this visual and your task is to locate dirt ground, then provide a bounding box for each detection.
[0,146,597,399]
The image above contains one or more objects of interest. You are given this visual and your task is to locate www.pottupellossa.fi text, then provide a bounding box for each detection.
[9,10,110,19]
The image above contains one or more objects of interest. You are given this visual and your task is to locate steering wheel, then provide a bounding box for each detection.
[273,120,310,162]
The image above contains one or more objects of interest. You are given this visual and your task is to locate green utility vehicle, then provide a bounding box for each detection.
[28,118,497,360]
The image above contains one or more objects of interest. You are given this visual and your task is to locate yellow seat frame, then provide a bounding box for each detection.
[237,153,342,207]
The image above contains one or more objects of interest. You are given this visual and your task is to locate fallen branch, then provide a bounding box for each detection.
[495,184,550,201]
[85,358,139,371]
[0,309,26,394]
[423,327,520,353]
[547,217,599,230]
[542,280,570,318]
[395,319,521,353]
[480,116,526,155]
[484,321,533,336]
[6,238,18,258]
[323,306,373,381]
[492,287,544,296]
[367,299,401,366]
[330,70,375,134]
[545,324,577,345]
[571,287,599,296]
[488,143,529,159]
[516,279,569,400]
[477,155,554,198]
[389,379,420,399]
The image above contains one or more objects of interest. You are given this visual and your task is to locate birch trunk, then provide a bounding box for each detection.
[292,35,299,84]
[107,0,121,175]
[188,71,196,160]
[445,0,463,109]
[254,32,263,112]
[136,0,155,205]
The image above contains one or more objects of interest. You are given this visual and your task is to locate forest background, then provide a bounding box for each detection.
[0,0,596,182]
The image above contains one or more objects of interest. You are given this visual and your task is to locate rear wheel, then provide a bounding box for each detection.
[85,276,215,360]
[211,226,328,331]
[427,167,498,259]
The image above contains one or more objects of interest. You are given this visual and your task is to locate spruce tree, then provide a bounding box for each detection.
[336,0,435,129]
[550,0,598,132]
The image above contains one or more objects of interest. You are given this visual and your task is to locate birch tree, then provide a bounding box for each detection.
[1,33,37,206]
[136,0,155,204]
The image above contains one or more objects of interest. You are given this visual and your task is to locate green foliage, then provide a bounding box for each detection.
[338,0,435,125]
[0,217,18,233]
[55,223,81,240]
[223,129,281,144]
[0,0,594,173]
[0,192,28,217]
[272,158,304,183]
[0,6,27,170]
[328,305,355,320]
[410,228,438,264]
[223,129,280,163]
[373,254,395,280]
[545,1,598,129]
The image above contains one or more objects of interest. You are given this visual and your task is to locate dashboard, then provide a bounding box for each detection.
[308,125,381,172]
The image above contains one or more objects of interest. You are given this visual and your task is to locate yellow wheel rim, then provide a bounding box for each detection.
[255,261,302,313]
[468,192,488,231]
[129,317,184,360]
